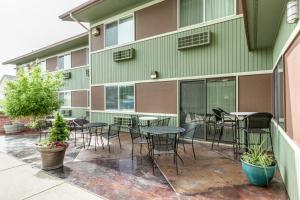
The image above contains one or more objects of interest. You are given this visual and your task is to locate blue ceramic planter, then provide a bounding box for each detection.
[241,159,277,186]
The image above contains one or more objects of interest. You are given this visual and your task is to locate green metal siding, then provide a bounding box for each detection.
[272,121,300,200]
[60,108,89,118]
[91,17,272,85]
[273,9,297,64]
[60,66,90,91]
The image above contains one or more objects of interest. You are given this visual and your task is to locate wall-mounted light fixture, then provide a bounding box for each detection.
[150,71,158,79]
[287,1,298,24]
[91,27,101,36]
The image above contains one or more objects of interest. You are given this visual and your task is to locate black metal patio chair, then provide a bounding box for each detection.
[72,118,90,148]
[178,123,200,159]
[37,120,52,141]
[150,133,180,175]
[101,123,121,153]
[243,112,273,152]
[129,127,149,160]
[162,118,170,126]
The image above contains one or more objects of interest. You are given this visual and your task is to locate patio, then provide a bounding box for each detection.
[0,131,288,200]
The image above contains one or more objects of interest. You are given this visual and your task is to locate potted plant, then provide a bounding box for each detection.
[37,113,70,170]
[241,143,277,186]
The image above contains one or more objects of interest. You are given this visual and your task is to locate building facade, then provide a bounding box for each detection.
[3,33,90,119]
[3,0,300,199]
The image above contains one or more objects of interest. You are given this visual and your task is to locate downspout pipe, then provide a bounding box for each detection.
[69,13,89,31]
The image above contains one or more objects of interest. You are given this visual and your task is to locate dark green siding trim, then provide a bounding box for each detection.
[272,121,300,200]
[60,66,90,90]
[91,17,272,85]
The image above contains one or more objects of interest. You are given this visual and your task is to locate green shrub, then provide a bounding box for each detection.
[38,113,70,148]
[241,143,275,167]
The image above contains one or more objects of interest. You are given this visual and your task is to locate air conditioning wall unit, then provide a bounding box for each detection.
[61,110,72,117]
[63,72,72,79]
[178,31,211,50]
[113,48,135,62]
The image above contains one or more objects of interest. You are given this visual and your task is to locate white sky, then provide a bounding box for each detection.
[0,0,88,78]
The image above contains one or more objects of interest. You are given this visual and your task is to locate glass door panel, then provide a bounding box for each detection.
[180,80,206,139]
[206,78,236,142]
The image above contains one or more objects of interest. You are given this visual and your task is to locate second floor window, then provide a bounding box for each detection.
[105,15,134,47]
[180,0,234,27]
[58,54,71,70]
[59,92,71,107]
[40,61,46,73]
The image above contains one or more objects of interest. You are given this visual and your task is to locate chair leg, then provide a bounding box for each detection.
[217,126,224,147]
[140,143,142,154]
[269,128,274,153]
[175,152,179,175]
[108,137,110,153]
[182,143,186,152]
[118,133,121,149]
[211,124,218,150]
[74,130,77,146]
[132,143,134,160]
[192,139,196,160]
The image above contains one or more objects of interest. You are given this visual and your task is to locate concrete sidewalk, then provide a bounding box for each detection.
[0,152,105,200]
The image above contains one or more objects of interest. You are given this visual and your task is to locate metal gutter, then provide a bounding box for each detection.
[70,13,89,31]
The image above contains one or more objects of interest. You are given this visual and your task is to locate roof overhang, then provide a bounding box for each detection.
[59,0,153,23]
[242,0,287,50]
[3,32,88,65]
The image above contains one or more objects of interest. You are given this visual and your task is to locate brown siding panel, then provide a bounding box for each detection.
[284,33,300,146]
[71,49,87,68]
[46,57,57,72]
[136,81,177,114]
[135,0,177,40]
[91,86,104,110]
[237,0,243,14]
[71,90,88,107]
[238,74,273,113]
[91,25,104,52]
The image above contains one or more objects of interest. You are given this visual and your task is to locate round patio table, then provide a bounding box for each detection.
[141,126,185,135]
[84,122,108,151]
[139,116,158,126]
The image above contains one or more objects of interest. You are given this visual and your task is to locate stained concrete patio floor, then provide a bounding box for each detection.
[0,132,289,200]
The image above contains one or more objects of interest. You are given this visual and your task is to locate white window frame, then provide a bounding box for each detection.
[104,14,135,48]
[104,84,135,112]
[40,61,46,73]
[57,54,71,70]
[59,91,72,108]
[177,0,236,28]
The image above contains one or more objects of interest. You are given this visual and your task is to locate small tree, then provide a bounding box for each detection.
[48,113,70,143]
[3,65,63,124]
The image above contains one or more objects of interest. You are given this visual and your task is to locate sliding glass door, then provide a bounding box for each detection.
[180,77,236,141]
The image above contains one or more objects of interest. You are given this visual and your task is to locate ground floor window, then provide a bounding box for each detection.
[274,59,285,128]
[105,84,134,111]
[59,91,71,107]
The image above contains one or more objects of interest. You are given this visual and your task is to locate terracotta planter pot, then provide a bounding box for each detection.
[37,145,68,170]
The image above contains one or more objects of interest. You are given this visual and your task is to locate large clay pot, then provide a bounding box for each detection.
[37,145,68,170]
